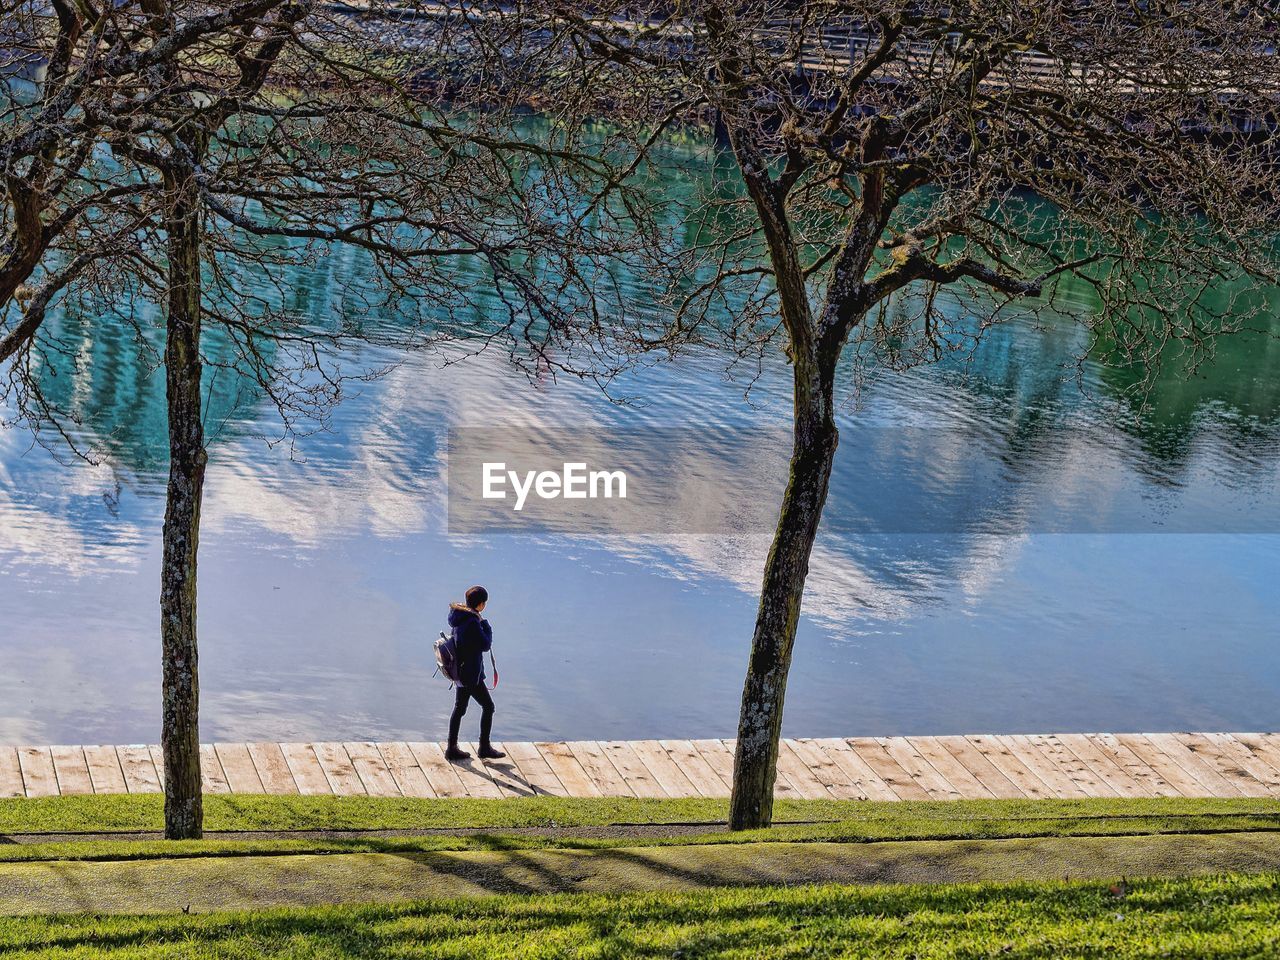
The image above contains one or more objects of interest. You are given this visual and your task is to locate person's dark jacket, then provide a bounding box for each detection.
[447,604,492,687]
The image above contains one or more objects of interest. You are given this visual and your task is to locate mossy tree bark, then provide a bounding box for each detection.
[728,345,840,830]
[160,156,206,840]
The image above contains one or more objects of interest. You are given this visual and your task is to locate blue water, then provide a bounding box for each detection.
[2,222,1280,746]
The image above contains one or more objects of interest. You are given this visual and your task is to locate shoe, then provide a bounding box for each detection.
[477,745,505,760]
[445,745,471,761]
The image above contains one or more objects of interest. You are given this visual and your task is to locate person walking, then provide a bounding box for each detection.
[445,585,504,761]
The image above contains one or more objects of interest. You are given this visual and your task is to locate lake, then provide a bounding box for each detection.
[2,170,1279,747]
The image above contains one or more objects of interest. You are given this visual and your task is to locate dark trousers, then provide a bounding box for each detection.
[448,683,494,749]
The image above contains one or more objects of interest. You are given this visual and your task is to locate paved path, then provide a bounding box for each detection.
[3,733,1280,801]
[7,833,1280,915]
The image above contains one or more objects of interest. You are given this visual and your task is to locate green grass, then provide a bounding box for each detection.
[5,792,1279,834]
[0,793,739,834]
[2,795,1279,865]
[6,795,1280,947]
[0,873,1277,957]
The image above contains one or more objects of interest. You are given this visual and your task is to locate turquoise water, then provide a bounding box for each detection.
[2,194,1280,746]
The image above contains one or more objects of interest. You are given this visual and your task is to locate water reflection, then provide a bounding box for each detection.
[2,193,1280,745]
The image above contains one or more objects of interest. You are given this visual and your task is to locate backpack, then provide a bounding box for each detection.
[434,631,460,684]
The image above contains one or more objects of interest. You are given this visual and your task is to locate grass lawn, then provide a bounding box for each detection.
[0,794,1278,864]
[1,873,1277,958]
[0,793,1278,917]
[4,793,1279,837]
[3,794,1278,952]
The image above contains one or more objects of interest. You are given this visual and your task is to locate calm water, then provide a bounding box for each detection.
[3,198,1280,746]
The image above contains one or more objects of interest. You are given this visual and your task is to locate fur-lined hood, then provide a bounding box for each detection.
[448,603,481,627]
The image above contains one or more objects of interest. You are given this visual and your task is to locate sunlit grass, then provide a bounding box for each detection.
[5,792,1279,835]
[0,873,1277,957]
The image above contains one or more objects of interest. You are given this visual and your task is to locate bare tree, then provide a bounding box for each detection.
[480,0,1280,827]
[1,0,304,361]
[3,0,642,837]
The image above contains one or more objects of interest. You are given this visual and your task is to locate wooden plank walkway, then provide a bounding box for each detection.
[2,734,1279,800]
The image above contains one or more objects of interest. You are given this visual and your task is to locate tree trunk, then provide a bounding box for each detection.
[160,165,206,840]
[729,351,839,831]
